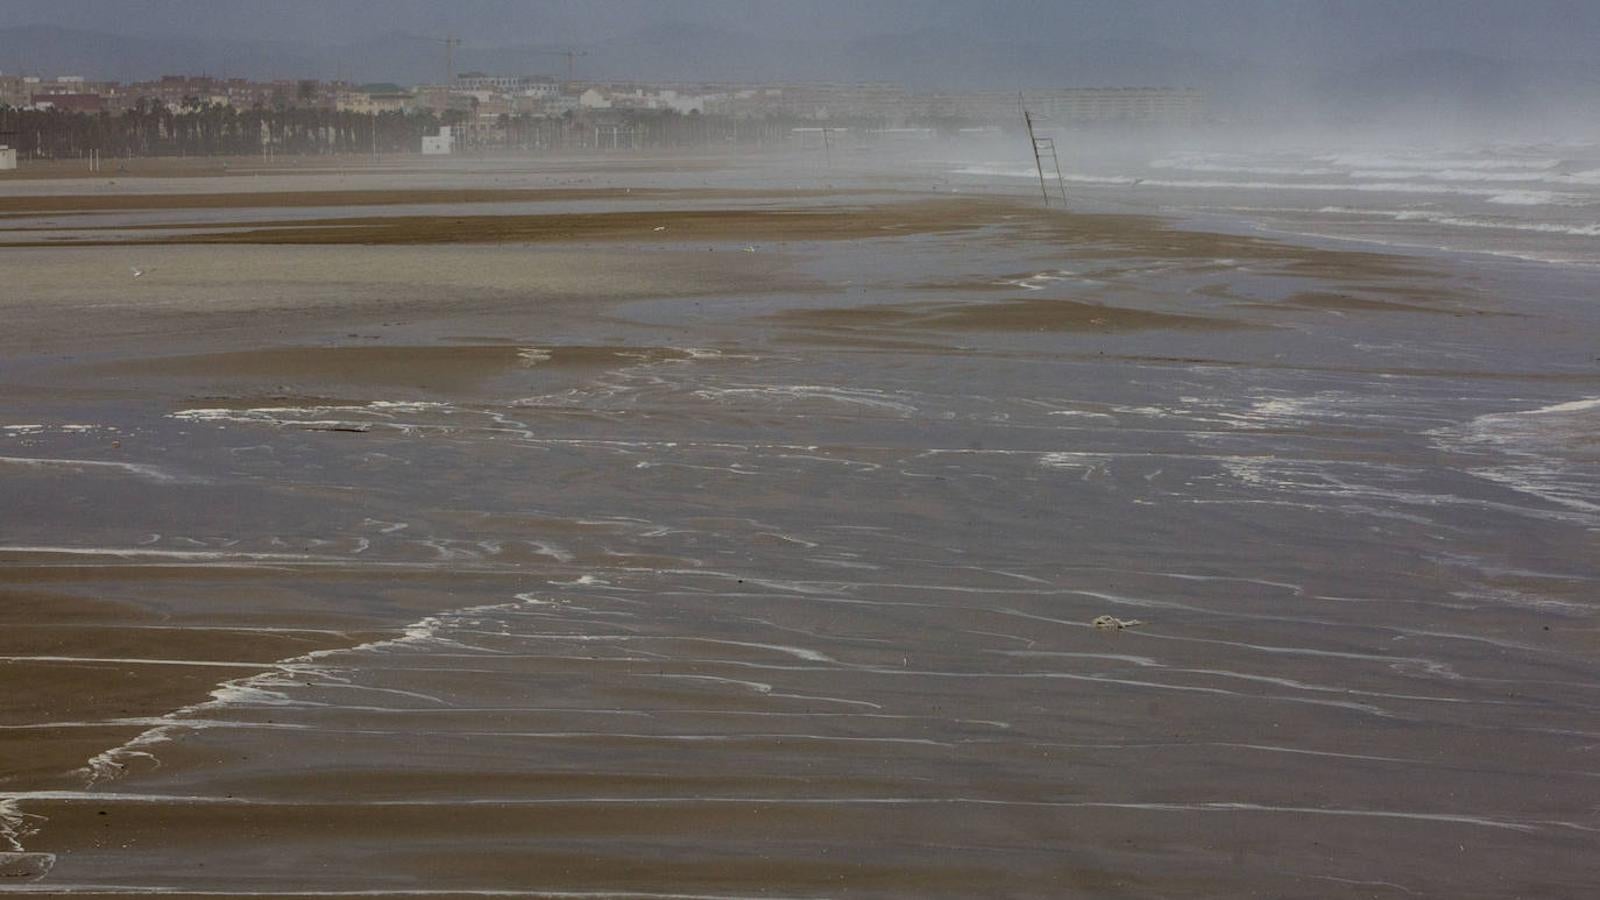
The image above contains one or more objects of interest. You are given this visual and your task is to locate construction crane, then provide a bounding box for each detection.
[425,35,463,84]
[532,49,589,83]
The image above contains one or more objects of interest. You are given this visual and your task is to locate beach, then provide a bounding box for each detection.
[2,152,1599,897]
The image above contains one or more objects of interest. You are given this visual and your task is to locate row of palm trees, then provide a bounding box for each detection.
[0,101,463,159]
[1,100,944,159]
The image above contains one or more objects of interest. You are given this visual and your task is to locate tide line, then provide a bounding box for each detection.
[0,792,1570,833]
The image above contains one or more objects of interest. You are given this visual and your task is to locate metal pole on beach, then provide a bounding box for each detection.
[1023,107,1050,207]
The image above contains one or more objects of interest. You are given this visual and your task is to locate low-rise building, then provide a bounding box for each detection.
[455,72,519,93]
[412,85,479,116]
[542,93,582,116]
[30,92,104,113]
[0,75,28,107]
[421,126,454,155]
[455,73,563,96]
[520,78,561,99]
[336,84,415,115]
[139,75,219,110]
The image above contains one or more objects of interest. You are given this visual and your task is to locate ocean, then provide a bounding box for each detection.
[950,138,1600,265]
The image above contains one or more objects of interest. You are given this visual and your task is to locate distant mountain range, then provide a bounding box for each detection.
[3,22,1596,126]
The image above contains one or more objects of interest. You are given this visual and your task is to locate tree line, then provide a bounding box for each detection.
[0,101,460,159]
[0,98,953,159]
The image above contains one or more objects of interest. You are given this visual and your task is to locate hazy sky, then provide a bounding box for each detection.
[6,0,1599,62]
[5,0,1600,126]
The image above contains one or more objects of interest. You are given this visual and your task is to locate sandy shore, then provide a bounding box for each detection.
[0,152,751,182]
[3,159,1598,896]
[0,588,367,792]
[1,196,1004,247]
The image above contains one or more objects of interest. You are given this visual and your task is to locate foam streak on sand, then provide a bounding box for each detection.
[956,166,1571,204]
[1431,396,1600,518]
[61,593,572,787]
[0,546,328,562]
[0,799,42,852]
[0,791,1574,835]
[1317,207,1600,238]
[0,456,183,482]
[0,656,278,669]
[1522,398,1600,415]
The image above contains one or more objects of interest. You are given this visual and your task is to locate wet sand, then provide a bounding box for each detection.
[0,153,748,182]
[3,156,1599,897]
[0,197,1005,248]
[776,297,1245,333]
[0,187,869,217]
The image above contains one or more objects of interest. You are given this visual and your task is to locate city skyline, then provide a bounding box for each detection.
[3,0,1598,115]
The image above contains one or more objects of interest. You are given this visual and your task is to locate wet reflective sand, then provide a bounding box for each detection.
[3,157,1599,897]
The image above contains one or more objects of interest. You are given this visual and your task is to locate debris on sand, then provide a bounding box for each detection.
[0,852,55,881]
[1092,615,1145,630]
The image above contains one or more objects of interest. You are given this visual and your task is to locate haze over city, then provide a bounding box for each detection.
[4,0,1600,126]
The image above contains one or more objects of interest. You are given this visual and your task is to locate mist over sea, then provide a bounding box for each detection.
[953,136,1600,265]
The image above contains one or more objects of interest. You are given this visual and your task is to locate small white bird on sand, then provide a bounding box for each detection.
[130,267,145,278]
